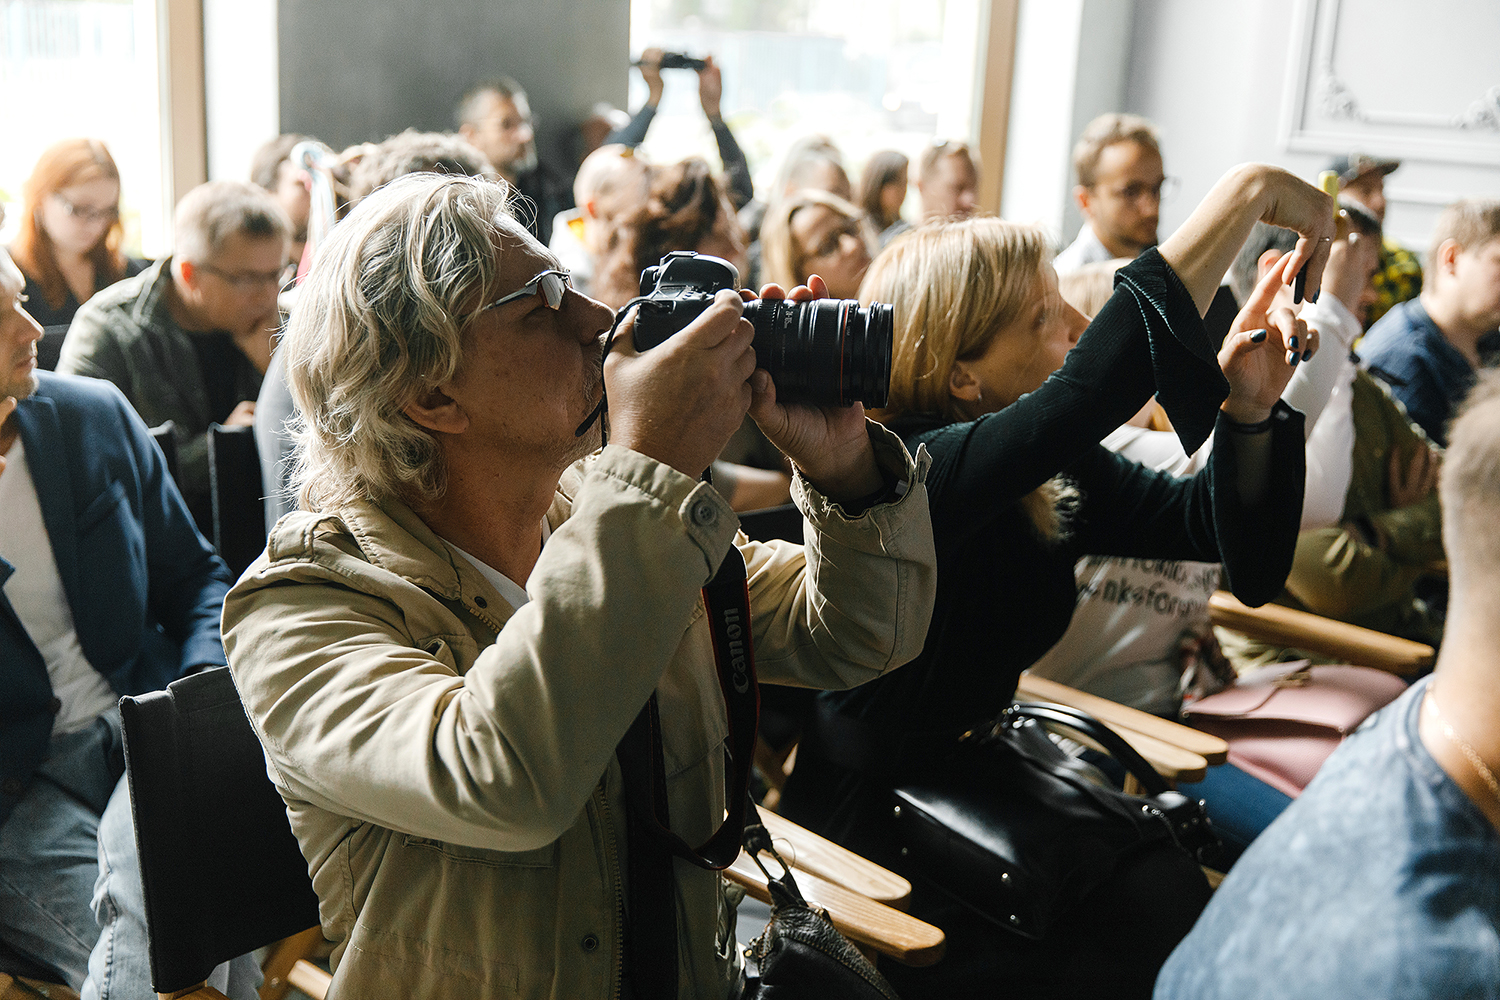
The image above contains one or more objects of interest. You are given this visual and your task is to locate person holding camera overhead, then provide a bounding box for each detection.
[220,172,936,999]
[608,47,755,212]
[777,163,1338,999]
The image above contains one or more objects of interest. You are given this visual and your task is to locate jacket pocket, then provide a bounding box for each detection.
[78,479,129,533]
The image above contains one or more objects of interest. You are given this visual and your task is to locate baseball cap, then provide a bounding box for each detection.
[1326,153,1401,185]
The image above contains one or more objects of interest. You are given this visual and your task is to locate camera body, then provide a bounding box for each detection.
[633,252,739,350]
[632,51,708,71]
[659,51,708,71]
[631,252,893,408]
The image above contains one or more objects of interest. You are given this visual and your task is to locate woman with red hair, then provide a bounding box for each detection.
[9,139,146,329]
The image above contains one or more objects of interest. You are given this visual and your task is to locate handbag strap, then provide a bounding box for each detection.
[1002,702,1171,797]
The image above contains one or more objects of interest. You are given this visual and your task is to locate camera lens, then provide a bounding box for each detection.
[742,298,893,407]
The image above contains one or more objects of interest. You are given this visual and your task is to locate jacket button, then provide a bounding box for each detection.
[2,778,22,797]
[691,500,718,527]
[473,595,488,609]
[48,698,62,714]
[580,934,600,953]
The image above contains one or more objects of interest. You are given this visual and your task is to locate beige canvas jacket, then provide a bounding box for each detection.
[222,434,934,1000]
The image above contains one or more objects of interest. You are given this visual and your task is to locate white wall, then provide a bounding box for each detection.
[1126,0,1500,253]
[203,0,279,182]
[1002,0,1500,257]
[1000,0,1135,244]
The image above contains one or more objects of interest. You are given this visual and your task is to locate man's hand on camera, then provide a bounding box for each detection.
[746,275,884,506]
[605,289,756,480]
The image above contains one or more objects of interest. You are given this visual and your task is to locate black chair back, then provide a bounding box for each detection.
[36,325,69,371]
[148,420,181,489]
[120,667,320,995]
[207,423,267,578]
[737,502,802,543]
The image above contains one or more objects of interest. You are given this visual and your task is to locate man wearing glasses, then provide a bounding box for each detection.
[58,179,289,528]
[1055,113,1175,275]
[221,172,935,998]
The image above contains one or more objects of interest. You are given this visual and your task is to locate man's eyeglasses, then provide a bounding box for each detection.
[484,269,571,312]
[52,194,119,225]
[1097,176,1180,205]
[197,264,284,291]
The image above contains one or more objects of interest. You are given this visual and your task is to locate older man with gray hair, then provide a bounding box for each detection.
[221,173,935,998]
[58,179,288,525]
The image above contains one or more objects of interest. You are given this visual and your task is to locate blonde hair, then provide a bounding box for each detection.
[1441,369,1500,584]
[285,173,516,511]
[1428,197,1500,266]
[1057,257,1132,319]
[862,217,1075,539]
[760,189,864,291]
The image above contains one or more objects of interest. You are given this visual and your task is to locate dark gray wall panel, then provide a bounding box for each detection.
[279,0,630,173]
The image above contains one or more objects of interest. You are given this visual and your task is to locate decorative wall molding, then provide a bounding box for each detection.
[1280,0,1500,164]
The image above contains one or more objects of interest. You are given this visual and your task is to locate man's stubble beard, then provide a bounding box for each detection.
[564,342,606,463]
[3,345,39,403]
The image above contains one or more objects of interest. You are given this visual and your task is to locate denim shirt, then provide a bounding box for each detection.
[1359,298,1477,447]
[1155,677,1500,999]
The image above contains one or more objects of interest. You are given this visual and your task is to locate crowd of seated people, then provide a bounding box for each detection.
[4,48,1499,1000]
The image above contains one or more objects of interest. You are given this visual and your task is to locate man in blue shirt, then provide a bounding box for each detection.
[1155,369,1500,1000]
[1359,198,1500,446]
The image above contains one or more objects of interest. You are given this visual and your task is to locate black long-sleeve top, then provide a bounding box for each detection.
[779,249,1307,854]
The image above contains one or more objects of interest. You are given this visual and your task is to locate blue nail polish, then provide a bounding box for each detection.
[1303,349,1312,361]
[1288,335,1298,349]
[1250,329,1267,343]
[1289,351,1300,365]
[1309,289,1320,304]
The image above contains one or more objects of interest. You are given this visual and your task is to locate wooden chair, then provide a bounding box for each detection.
[206,424,268,579]
[1015,673,1227,786]
[0,941,78,1000]
[1207,590,1435,676]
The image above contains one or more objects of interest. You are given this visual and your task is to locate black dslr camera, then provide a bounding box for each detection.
[633,51,708,71]
[631,252,894,408]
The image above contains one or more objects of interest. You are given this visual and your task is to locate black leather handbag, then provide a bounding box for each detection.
[888,701,1219,941]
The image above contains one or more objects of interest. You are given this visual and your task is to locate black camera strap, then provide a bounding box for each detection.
[575,297,652,444]
[616,540,761,998]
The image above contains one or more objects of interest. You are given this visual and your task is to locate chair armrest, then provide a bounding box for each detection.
[1016,674,1228,772]
[725,855,946,967]
[756,806,911,908]
[1207,591,1434,676]
[286,961,331,999]
[155,987,231,1000]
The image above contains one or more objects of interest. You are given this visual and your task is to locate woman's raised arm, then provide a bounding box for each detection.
[1160,164,1336,317]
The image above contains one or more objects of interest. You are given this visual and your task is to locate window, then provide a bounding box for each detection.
[628,0,989,209]
[0,0,167,255]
